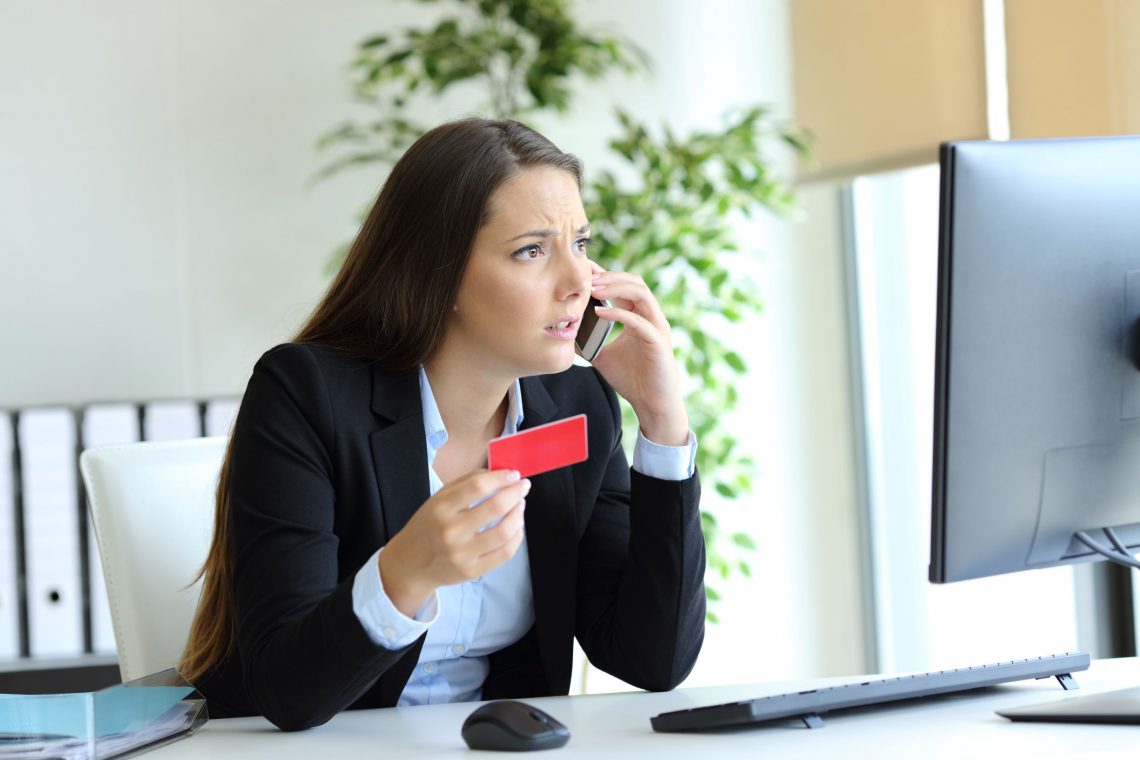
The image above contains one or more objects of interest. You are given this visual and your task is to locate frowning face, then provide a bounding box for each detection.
[446,165,593,379]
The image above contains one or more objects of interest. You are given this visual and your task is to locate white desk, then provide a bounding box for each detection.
[153,658,1140,758]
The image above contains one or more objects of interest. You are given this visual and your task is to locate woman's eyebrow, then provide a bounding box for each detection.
[506,224,591,243]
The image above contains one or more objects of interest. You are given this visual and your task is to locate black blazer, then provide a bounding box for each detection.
[195,343,705,730]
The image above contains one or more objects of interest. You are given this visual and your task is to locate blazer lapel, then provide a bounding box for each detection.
[368,366,431,543]
[518,376,578,691]
[368,365,432,705]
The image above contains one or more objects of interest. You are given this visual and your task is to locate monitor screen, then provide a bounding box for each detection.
[930,135,1140,584]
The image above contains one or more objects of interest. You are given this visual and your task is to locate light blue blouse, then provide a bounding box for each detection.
[351,367,696,706]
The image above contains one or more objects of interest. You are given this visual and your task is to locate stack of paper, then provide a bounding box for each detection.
[0,669,206,759]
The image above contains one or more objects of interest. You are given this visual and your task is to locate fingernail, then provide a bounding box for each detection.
[507,470,520,482]
[594,304,608,312]
[521,478,532,494]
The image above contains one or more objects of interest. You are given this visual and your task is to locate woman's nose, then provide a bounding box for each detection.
[556,251,590,300]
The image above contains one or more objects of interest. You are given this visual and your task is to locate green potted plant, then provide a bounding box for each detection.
[315,0,809,621]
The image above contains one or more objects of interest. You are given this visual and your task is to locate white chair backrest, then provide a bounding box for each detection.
[80,437,226,682]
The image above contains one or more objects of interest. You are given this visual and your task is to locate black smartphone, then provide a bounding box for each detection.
[575,297,614,362]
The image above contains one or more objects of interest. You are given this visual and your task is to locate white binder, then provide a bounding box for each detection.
[6,400,237,662]
[143,402,200,441]
[82,404,140,656]
[20,408,83,658]
[204,399,240,438]
[0,413,19,659]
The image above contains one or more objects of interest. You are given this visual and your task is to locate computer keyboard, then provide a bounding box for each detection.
[650,652,1091,732]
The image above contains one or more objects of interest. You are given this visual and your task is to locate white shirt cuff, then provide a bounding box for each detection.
[352,547,438,649]
[632,430,698,481]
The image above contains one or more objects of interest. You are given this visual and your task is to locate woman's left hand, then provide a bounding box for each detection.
[587,261,690,446]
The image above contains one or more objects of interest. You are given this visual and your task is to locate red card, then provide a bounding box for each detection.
[487,414,588,478]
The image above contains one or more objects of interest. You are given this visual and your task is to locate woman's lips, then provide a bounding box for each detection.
[544,318,579,340]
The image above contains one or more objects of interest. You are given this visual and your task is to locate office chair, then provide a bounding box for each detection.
[80,437,226,682]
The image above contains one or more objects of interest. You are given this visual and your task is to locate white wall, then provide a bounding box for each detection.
[0,0,425,404]
[0,0,869,683]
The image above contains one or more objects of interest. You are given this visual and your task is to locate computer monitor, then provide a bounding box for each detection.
[929,136,1140,721]
[930,135,1140,586]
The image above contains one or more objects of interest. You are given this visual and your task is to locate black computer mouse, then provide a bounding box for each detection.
[461,700,571,752]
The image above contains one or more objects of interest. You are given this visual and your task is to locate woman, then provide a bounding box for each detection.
[179,118,706,731]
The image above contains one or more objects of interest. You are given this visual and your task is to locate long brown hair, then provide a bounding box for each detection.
[179,118,583,683]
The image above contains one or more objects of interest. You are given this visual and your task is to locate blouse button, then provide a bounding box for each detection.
[452,644,467,656]
[423,662,438,675]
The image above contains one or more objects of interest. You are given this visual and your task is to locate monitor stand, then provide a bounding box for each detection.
[997,686,1140,724]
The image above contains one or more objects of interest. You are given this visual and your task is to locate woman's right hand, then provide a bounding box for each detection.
[377,469,530,618]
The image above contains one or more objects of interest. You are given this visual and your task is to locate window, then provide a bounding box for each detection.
[849,165,1080,673]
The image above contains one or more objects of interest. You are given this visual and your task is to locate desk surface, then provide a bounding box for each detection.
[155,657,1140,758]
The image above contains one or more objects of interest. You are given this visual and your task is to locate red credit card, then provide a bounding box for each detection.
[487,414,588,478]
